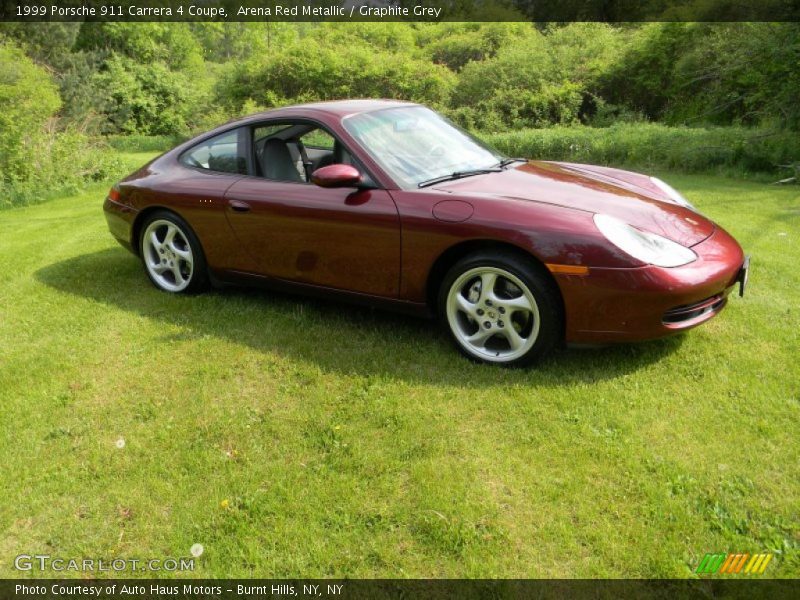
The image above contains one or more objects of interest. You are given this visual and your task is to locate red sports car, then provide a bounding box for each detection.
[104,100,748,366]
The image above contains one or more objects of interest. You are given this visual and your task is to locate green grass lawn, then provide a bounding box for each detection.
[0,165,798,578]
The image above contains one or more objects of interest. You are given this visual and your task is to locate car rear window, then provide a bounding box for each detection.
[180,129,247,175]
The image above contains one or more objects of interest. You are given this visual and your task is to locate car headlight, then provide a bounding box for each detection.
[649,177,695,210]
[594,214,697,267]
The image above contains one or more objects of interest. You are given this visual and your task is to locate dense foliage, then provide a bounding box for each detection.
[600,23,800,130]
[0,43,60,183]
[487,124,800,178]
[4,22,798,136]
[0,21,798,205]
[0,42,121,207]
[218,38,456,112]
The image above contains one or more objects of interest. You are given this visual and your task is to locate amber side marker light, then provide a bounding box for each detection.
[546,264,590,275]
[108,184,121,202]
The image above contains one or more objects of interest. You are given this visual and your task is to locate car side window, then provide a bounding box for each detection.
[254,125,306,182]
[180,129,247,175]
[253,122,377,188]
[301,129,334,151]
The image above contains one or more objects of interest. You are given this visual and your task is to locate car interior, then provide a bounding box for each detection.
[253,123,357,183]
[181,121,374,187]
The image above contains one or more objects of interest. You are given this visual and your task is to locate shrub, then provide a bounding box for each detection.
[92,55,193,136]
[217,39,456,112]
[0,41,124,208]
[546,23,624,88]
[315,22,418,54]
[453,31,553,107]
[426,30,492,71]
[0,128,123,209]
[598,23,800,130]
[450,30,590,130]
[667,23,800,129]
[448,83,583,132]
[421,23,531,71]
[105,134,185,153]
[75,22,203,71]
[484,123,800,177]
[599,23,697,122]
[0,42,61,184]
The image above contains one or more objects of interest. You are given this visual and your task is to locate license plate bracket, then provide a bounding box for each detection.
[737,255,750,297]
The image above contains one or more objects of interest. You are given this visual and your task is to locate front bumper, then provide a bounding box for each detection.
[556,226,746,344]
[103,196,137,254]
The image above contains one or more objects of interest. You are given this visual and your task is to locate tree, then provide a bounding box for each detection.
[0,42,61,183]
[92,55,192,135]
[75,22,203,71]
[217,38,456,112]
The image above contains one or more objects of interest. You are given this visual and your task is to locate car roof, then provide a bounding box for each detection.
[226,99,418,127]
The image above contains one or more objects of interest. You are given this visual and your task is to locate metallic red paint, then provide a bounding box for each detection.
[223,179,400,297]
[103,100,747,344]
[310,164,362,188]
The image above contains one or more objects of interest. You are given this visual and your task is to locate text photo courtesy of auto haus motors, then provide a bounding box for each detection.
[0,2,798,600]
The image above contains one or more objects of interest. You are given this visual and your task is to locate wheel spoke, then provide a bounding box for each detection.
[500,326,525,351]
[164,225,177,246]
[149,231,163,252]
[479,272,497,301]
[466,328,493,348]
[505,294,533,313]
[171,263,185,285]
[453,293,477,318]
[151,262,168,274]
[169,241,192,261]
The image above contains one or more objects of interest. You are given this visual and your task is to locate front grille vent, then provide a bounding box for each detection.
[663,294,725,325]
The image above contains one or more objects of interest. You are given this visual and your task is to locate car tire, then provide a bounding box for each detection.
[438,250,564,366]
[139,210,208,294]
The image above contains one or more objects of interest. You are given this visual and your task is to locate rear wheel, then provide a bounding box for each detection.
[439,251,563,366]
[139,211,207,294]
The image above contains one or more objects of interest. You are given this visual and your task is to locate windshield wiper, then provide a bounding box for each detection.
[418,168,501,188]
[496,157,527,169]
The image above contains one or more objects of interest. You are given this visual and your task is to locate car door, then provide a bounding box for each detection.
[169,127,257,272]
[223,124,401,298]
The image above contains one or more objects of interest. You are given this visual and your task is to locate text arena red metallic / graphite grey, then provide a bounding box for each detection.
[103,100,749,366]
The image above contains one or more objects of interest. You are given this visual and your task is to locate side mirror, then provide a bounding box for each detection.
[311,164,362,188]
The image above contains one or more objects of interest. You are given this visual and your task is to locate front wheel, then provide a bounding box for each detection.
[439,252,563,366]
[139,211,208,294]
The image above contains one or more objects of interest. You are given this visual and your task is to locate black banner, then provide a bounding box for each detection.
[2,0,800,22]
[2,579,799,600]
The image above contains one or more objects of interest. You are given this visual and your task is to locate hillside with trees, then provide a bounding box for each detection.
[1,22,798,206]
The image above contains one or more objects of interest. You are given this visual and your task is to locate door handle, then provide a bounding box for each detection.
[228,199,251,213]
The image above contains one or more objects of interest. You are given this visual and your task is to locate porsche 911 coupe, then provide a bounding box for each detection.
[104,100,748,366]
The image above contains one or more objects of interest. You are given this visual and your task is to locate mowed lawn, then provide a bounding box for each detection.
[0,164,797,578]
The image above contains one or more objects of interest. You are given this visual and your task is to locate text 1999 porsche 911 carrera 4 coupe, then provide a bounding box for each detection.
[104,100,749,366]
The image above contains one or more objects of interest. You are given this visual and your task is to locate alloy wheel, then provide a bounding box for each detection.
[445,266,541,363]
[141,219,194,292]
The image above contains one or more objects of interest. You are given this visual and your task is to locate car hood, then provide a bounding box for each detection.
[434,160,714,247]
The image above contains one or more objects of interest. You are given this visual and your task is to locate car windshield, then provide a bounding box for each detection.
[342,106,504,188]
